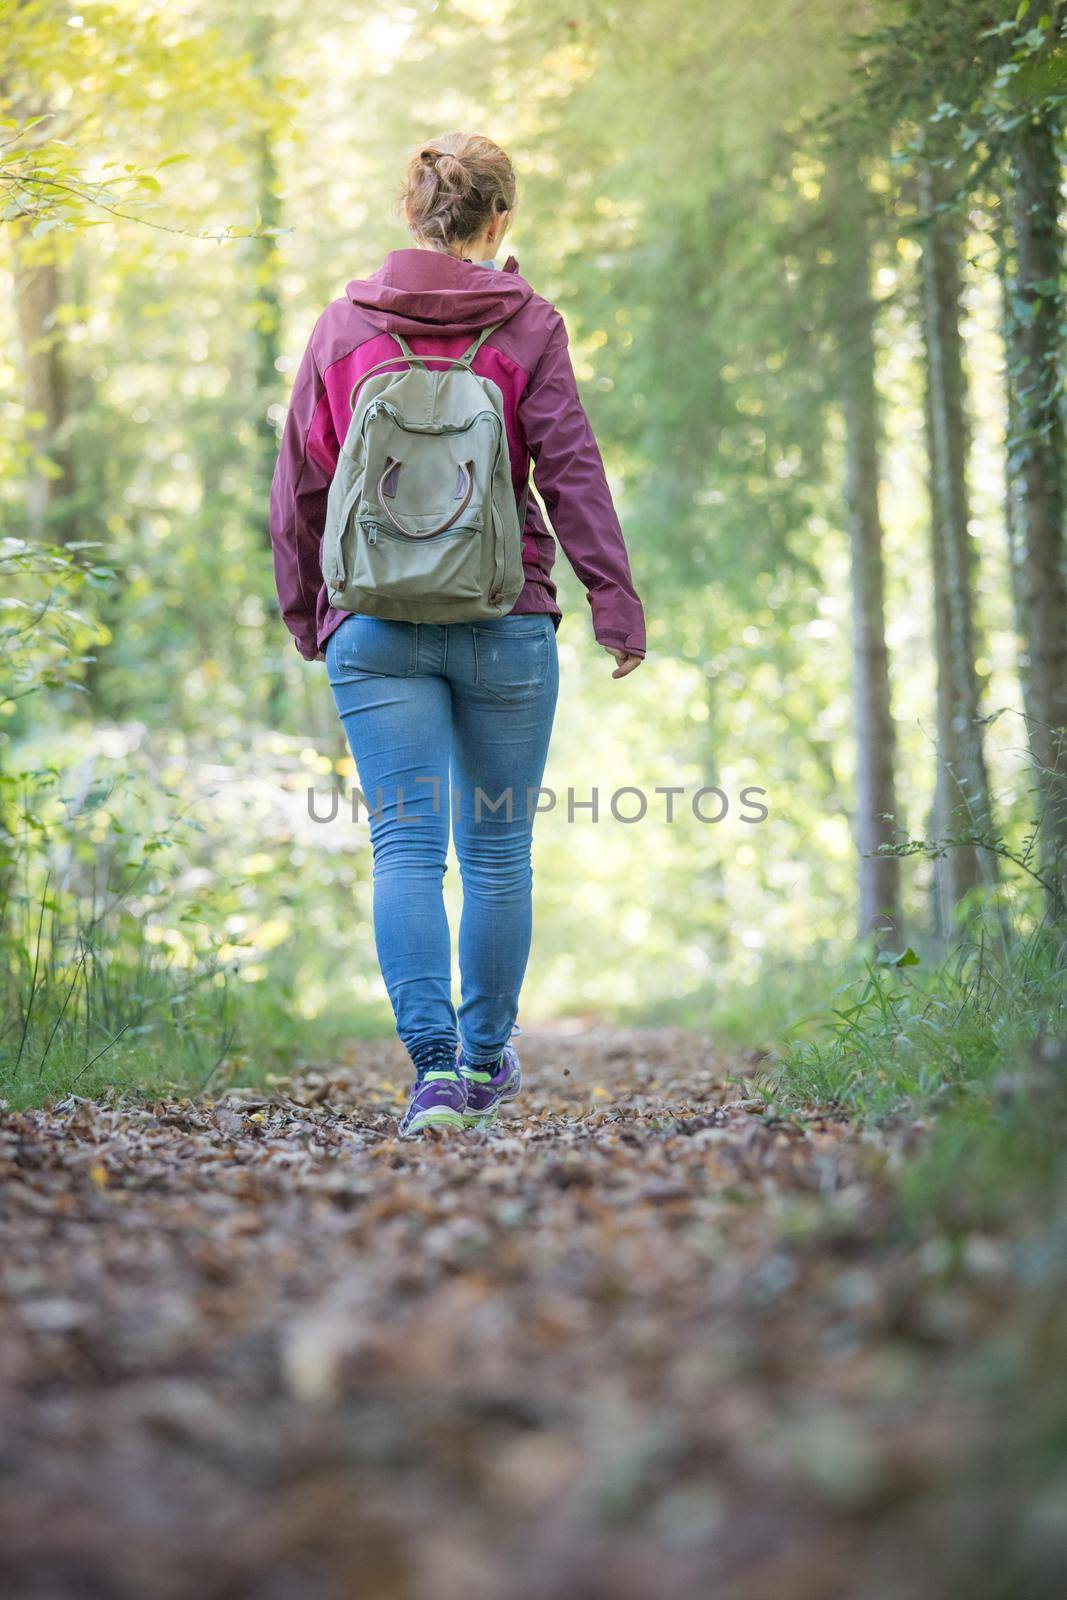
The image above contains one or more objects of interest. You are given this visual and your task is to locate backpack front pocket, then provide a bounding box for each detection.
[347,518,486,603]
[373,455,479,538]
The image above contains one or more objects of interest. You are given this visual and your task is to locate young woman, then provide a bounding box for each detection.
[269,132,646,1136]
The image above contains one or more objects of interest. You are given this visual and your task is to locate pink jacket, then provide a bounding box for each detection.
[268,248,647,661]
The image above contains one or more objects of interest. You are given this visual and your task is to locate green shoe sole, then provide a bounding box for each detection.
[401,1107,467,1137]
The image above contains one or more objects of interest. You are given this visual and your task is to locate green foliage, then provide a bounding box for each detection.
[1,114,285,241]
[0,761,237,1105]
[848,0,1067,194]
[0,546,392,1109]
[0,538,111,706]
[1,2,293,238]
[0,752,395,1109]
[772,909,1064,1118]
[0,116,180,236]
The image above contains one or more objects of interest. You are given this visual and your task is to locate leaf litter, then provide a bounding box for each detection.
[0,1025,1052,1599]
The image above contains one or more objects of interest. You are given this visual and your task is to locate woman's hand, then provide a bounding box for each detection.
[606,647,643,679]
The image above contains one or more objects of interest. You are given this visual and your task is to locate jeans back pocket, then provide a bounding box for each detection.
[328,615,418,677]
[471,618,551,701]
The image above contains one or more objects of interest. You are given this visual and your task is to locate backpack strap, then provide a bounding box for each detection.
[458,322,500,367]
[392,331,427,372]
[348,349,496,410]
[518,480,529,528]
[347,323,508,411]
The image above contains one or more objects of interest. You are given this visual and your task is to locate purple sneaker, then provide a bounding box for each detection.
[458,1041,522,1128]
[398,1069,467,1137]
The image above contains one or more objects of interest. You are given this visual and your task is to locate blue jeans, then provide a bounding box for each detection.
[325,612,559,1072]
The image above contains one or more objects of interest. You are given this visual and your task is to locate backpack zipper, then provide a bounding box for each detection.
[365,399,502,440]
[365,520,474,546]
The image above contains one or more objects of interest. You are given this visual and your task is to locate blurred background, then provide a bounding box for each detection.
[2,0,1064,1101]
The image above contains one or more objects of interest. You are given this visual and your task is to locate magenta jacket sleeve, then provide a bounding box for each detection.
[518,312,646,657]
[269,320,338,661]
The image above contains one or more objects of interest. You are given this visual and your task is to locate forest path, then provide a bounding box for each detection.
[2,1026,970,1600]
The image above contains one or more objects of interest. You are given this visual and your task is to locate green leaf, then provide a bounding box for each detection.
[876,947,920,969]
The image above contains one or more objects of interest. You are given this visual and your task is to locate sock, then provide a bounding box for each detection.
[410,1040,459,1079]
[459,1047,505,1075]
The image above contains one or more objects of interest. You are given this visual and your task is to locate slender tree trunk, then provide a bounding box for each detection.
[836,166,902,945]
[1006,119,1067,917]
[918,161,996,927]
[12,218,76,541]
[995,221,1037,729]
[923,378,952,943]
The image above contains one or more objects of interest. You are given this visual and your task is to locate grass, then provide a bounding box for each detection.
[0,759,397,1110]
[757,910,1067,1596]
[1,956,395,1110]
[768,923,1066,1120]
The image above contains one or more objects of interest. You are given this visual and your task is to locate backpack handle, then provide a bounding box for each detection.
[348,322,503,411]
[375,457,475,538]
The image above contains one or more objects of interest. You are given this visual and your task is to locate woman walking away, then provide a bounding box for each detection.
[269,132,646,1136]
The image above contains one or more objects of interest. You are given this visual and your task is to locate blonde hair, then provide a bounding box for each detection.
[401,132,517,251]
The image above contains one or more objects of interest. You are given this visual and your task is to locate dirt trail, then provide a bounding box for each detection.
[0,1026,1000,1599]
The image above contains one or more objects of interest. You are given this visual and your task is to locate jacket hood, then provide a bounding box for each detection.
[345,248,533,337]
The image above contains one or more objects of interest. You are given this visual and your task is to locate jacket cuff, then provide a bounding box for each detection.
[294,633,319,662]
[595,632,646,658]
[592,603,647,658]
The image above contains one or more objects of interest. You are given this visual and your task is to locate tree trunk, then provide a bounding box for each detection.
[923,376,953,944]
[12,218,76,541]
[918,161,996,928]
[836,165,902,945]
[995,220,1036,729]
[1006,119,1067,917]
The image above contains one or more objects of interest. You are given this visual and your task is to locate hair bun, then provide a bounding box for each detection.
[402,133,517,251]
[436,152,473,193]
